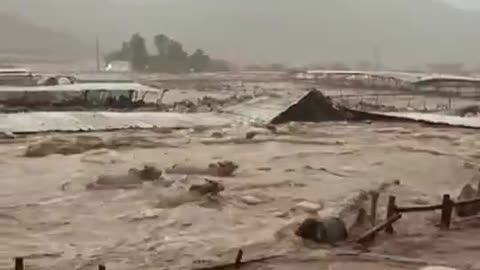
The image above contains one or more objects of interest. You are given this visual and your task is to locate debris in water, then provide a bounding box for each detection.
[209,160,239,177]
[240,195,266,205]
[189,179,225,196]
[166,160,238,177]
[295,217,348,245]
[347,208,372,240]
[128,165,163,181]
[210,131,225,138]
[420,267,459,270]
[293,201,323,213]
[25,135,168,157]
[86,165,164,190]
[0,131,16,139]
[245,131,258,140]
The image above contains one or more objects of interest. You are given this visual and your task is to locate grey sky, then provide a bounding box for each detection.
[2,0,480,68]
[445,0,480,9]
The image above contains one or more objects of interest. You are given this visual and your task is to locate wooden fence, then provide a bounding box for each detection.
[11,249,245,270]
[356,194,480,244]
[11,194,480,268]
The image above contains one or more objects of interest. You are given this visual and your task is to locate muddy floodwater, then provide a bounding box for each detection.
[2,120,480,270]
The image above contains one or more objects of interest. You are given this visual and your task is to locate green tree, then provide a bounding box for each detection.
[167,40,188,62]
[189,49,210,72]
[151,34,189,72]
[154,34,171,56]
[129,33,149,71]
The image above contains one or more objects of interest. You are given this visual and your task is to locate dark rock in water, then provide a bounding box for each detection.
[189,179,225,195]
[295,217,348,245]
[245,131,258,139]
[128,165,163,181]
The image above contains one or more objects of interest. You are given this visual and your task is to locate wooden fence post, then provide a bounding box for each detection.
[440,194,453,230]
[14,257,24,270]
[370,192,380,225]
[386,196,396,234]
[235,249,244,269]
[357,213,402,244]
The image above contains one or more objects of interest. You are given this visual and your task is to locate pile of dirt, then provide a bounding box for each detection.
[270,89,354,124]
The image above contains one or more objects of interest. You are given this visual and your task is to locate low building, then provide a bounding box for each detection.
[105,61,131,72]
[0,68,35,86]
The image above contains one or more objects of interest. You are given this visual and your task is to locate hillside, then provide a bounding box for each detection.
[0,13,90,60]
[1,0,480,67]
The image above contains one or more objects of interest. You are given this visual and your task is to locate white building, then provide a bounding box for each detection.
[105,61,130,72]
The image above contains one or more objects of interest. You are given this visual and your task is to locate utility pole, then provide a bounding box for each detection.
[95,36,101,72]
[373,46,382,71]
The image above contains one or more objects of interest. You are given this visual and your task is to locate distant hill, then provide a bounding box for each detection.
[0,13,90,60]
[1,0,480,68]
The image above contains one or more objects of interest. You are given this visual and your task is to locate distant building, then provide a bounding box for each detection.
[0,68,35,86]
[105,61,130,72]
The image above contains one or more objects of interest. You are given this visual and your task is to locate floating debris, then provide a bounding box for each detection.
[295,217,348,245]
[166,160,238,177]
[189,179,225,196]
[86,165,164,190]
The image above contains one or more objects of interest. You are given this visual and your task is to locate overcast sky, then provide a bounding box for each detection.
[2,0,480,67]
[445,0,480,9]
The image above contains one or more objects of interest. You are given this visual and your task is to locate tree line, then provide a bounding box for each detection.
[105,33,231,73]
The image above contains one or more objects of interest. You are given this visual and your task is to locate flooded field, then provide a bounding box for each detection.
[2,119,480,269]
[0,73,480,270]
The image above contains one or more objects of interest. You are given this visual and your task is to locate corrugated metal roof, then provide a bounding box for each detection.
[224,89,480,129]
[70,72,134,83]
[414,75,480,86]
[367,111,480,129]
[0,68,30,74]
[304,70,425,82]
[222,92,306,123]
[0,83,159,92]
[0,112,230,133]
[302,70,480,84]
